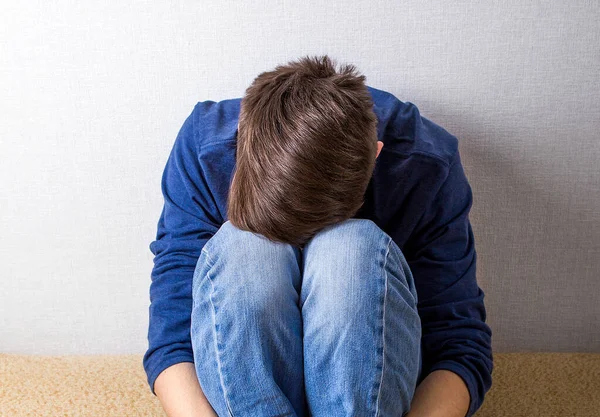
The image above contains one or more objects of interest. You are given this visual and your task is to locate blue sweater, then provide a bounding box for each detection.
[143,85,493,416]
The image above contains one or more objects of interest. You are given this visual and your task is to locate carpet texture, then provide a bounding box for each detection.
[0,352,598,416]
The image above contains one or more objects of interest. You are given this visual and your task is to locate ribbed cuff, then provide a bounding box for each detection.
[146,353,195,396]
[427,360,479,417]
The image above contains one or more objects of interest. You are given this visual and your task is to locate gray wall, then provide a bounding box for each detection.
[0,1,598,354]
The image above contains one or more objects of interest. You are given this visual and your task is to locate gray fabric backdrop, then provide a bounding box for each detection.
[0,1,598,354]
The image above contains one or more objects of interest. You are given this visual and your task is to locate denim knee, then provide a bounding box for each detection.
[300,218,401,311]
[196,219,302,316]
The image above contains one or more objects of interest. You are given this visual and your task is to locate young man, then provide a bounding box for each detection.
[143,55,493,417]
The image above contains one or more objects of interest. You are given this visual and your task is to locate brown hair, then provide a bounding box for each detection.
[226,54,379,248]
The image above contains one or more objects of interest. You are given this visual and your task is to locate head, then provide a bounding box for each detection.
[226,54,383,248]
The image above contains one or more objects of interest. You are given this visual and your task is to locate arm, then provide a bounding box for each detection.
[404,149,493,417]
[406,370,469,417]
[143,104,222,415]
[155,363,217,417]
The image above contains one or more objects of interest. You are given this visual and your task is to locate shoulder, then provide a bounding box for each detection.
[187,97,242,149]
[186,87,460,167]
[366,85,458,167]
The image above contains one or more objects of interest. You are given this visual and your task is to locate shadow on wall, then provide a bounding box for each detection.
[455,122,599,352]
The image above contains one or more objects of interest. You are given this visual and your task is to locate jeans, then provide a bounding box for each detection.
[190,218,422,417]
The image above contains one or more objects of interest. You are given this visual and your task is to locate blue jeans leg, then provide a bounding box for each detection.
[190,218,421,417]
[301,218,422,417]
[191,220,307,417]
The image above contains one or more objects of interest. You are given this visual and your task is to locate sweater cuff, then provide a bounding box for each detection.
[427,360,479,417]
[146,352,195,396]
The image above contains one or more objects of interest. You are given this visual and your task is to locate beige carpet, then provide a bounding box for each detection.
[0,352,598,416]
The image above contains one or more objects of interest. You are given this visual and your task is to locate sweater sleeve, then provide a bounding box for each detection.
[406,149,493,417]
[142,104,221,396]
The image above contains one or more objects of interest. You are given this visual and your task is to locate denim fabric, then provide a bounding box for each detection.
[190,218,422,417]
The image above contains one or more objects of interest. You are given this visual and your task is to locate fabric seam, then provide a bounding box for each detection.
[207,265,235,417]
[375,237,392,416]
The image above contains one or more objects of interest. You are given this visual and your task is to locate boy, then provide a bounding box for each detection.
[143,55,493,417]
